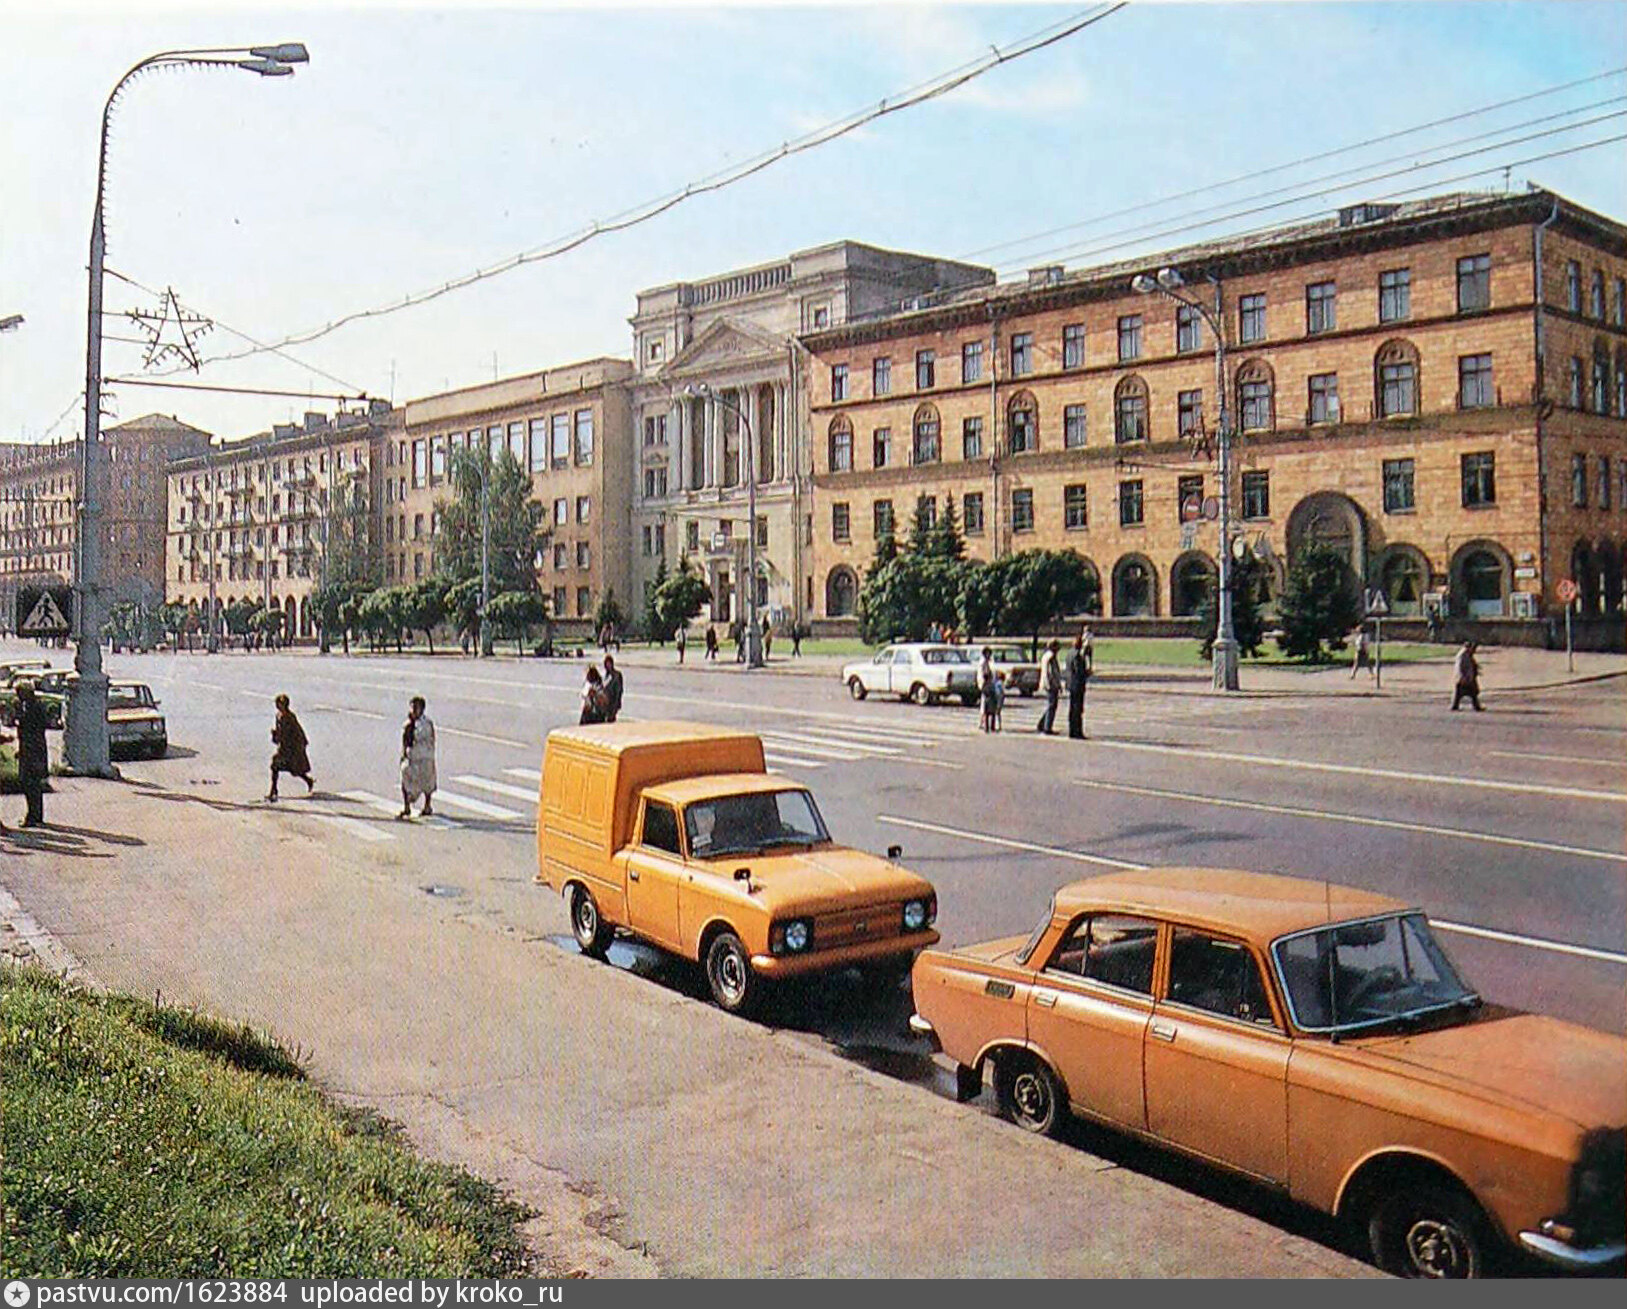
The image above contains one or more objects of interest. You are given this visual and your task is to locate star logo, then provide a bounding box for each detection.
[125,287,213,371]
[5,1281,32,1307]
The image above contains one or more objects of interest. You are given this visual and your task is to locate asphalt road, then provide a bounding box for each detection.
[28,639,1624,1035]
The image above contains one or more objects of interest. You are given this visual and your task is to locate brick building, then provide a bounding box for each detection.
[165,403,396,640]
[395,360,634,628]
[1,414,210,633]
[802,189,1627,639]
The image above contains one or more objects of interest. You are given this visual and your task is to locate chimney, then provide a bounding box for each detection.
[303,411,327,434]
[1027,266,1065,287]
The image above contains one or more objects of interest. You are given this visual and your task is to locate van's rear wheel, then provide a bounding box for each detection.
[569,885,614,957]
[704,931,759,1015]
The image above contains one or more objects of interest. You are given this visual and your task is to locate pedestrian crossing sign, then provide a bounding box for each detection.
[16,585,72,637]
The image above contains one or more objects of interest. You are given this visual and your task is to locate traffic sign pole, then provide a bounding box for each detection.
[1567,598,1575,673]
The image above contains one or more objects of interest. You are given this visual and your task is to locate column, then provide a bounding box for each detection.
[673,402,687,495]
[775,381,788,484]
[708,397,722,491]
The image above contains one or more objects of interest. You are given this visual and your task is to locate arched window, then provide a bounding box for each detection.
[1007,391,1038,454]
[1593,340,1611,415]
[1170,552,1216,617]
[827,417,854,473]
[1235,359,1275,432]
[1375,339,1420,418]
[1378,546,1428,616]
[912,403,941,466]
[825,566,858,617]
[1113,376,1148,444]
[1112,554,1158,617]
[1616,346,1627,418]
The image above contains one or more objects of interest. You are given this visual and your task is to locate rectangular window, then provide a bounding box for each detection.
[576,541,591,569]
[1176,304,1202,353]
[1010,332,1033,376]
[1064,404,1088,449]
[918,495,938,531]
[1458,354,1494,409]
[1011,488,1035,533]
[1600,455,1612,510]
[911,414,940,465]
[1569,356,1584,408]
[962,340,983,383]
[412,440,426,487]
[1242,470,1270,520]
[576,495,591,524]
[1064,484,1088,530]
[873,356,892,396]
[1380,361,1417,417]
[1308,372,1340,424]
[915,349,936,390]
[962,416,984,460]
[1565,259,1582,312]
[1593,356,1610,413]
[643,413,666,446]
[756,515,768,548]
[553,543,567,571]
[1115,389,1147,443]
[830,426,853,472]
[1009,404,1036,454]
[1306,281,1337,334]
[1239,293,1266,343]
[1461,451,1496,507]
[574,410,595,465]
[1063,323,1085,369]
[832,503,850,542]
[1458,253,1492,312]
[488,425,504,459]
[874,500,894,540]
[552,585,567,614]
[872,428,892,469]
[963,492,984,535]
[554,497,568,526]
[508,421,526,465]
[654,523,665,557]
[1177,474,1204,523]
[577,587,591,618]
[686,520,700,552]
[831,363,848,401]
[641,525,652,557]
[1240,379,1273,431]
[1383,458,1415,513]
[1613,276,1626,327]
[1379,268,1411,323]
[1118,479,1144,527]
[1590,269,1605,319]
[530,418,548,471]
[551,414,570,467]
[1177,389,1203,438]
[1572,452,1588,507]
[1116,315,1142,362]
[430,438,447,483]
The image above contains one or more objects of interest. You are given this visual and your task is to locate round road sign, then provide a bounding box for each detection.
[1556,578,1579,603]
[1180,494,1202,523]
[1201,495,1220,521]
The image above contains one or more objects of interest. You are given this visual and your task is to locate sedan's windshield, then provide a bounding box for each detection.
[1273,912,1477,1034]
[684,789,831,858]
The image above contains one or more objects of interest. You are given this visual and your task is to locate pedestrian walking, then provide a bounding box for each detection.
[1350,627,1372,678]
[791,623,804,657]
[267,693,314,801]
[10,680,50,828]
[991,671,1006,732]
[763,629,773,660]
[705,626,719,661]
[676,626,687,664]
[602,654,624,723]
[1035,639,1062,735]
[1066,633,1091,739]
[1450,641,1483,711]
[579,665,607,724]
[398,696,437,819]
[730,618,745,663]
[977,646,997,733]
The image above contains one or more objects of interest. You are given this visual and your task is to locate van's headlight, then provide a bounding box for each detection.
[903,900,928,932]
[784,920,811,952]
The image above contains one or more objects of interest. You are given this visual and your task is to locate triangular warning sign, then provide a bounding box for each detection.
[20,591,68,634]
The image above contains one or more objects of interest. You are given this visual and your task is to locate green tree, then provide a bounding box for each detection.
[957,550,1100,656]
[1197,553,1268,659]
[1276,543,1362,661]
[651,557,713,641]
[434,447,546,596]
[444,577,484,649]
[159,601,192,649]
[593,587,626,641]
[487,589,550,656]
[312,580,371,654]
[928,493,966,560]
[358,587,410,653]
[859,552,967,644]
[641,557,670,643]
[402,577,449,655]
[317,465,382,652]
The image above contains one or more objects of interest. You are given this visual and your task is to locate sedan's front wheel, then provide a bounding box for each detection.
[994,1053,1065,1138]
[1368,1184,1489,1278]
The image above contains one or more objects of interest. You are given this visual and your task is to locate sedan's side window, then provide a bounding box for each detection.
[1166,928,1278,1028]
[641,801,683,856]
[1046,914,1157,995]
[875,650,892,664]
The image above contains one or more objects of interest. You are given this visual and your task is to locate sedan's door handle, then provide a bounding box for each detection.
[1150,1021,1177,1043]
[1033,989,1058,1009]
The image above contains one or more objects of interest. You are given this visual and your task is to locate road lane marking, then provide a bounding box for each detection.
[306,812,394,844]
[1070,778,1627,865]
[876,814,1147,871]
[504,767,542,783]
[431,789,523,819]
[1090,740,1627,804]
[455,774,539,802]
[1488,749,1627,769]
[315,703,387,720]
[762,752,828,770]
[756,734,868,761]
[788,730,904,756]
[1431,920,1627,965]
[340,789,460,828]
[436,725,530,748]
[886,815,1627,966]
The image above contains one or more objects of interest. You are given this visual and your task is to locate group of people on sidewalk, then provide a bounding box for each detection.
[676,622,807,664]
[976,629,1094,739]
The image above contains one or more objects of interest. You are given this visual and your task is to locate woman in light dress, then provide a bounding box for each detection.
[399,695,437,818]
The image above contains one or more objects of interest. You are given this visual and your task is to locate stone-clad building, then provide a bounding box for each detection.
[801,189,1627,636]
[628,242,992,629]
[1,413,209,632]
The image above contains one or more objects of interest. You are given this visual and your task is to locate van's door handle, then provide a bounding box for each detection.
[1033,989,1058,1009]
[1150,1021,1176,1043]
[628,867,640,882]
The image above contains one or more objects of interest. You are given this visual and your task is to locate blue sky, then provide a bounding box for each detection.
[2,1,1624,443]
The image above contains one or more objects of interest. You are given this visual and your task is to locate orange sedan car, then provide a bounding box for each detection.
[909,868,1625,1278]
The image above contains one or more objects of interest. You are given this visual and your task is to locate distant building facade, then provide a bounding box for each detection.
[628,242,992,631]
[802,190,1627,635]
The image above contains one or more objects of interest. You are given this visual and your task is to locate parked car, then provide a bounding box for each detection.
[106,682,167,759]
[0,660,56,726]
[979,640,1041,696]
[909,868,1625,1278]
[842,643,979,706]
[537,721,939,1015]
[29,670,77,728]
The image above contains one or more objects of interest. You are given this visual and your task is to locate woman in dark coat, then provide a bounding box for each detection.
[268,693,314,800]
[7,680,51,828]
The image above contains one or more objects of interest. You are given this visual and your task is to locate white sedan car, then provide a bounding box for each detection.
[842,644,980,707]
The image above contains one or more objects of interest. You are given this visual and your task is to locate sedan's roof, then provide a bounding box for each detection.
[1054,868,1408,946]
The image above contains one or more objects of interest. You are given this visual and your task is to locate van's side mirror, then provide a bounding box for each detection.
[887,844,903,861]
[734,867,751,882]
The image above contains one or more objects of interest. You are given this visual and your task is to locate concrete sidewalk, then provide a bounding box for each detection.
[2,771,1372,1278]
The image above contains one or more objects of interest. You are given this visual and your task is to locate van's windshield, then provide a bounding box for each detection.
[684,789,830,858]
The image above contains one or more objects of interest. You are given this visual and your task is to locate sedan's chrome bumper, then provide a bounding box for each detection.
[1519,1229,1626,1269]
[908,1012,938,1045]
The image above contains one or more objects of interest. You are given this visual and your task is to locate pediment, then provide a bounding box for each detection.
[661,318,784,378]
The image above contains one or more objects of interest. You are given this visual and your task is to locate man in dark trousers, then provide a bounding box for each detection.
[12,680,51,828]
[602,654,624,723]
[1065,632,1092,739]
[1450,641,1483,711]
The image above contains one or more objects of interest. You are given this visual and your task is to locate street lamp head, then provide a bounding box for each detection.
[1129,274,1157,296]
[1156,267,1185,290]
[237,57,296,76]
[0,314,22,333]
[251,43,310,64]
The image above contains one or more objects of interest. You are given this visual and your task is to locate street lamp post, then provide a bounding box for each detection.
[1131,266,1240,692]
[65,42,309,776]
[686,383,763,668]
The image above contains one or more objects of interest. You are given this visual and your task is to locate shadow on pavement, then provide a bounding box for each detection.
[2,823,127,859]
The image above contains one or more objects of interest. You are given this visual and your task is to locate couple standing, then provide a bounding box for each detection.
[1036,629,1094,739]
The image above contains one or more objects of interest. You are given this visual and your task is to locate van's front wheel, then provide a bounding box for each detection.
[704,931,759,1016]
[569,885,615,957]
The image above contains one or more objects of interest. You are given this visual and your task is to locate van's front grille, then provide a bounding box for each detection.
[813,903,903,949]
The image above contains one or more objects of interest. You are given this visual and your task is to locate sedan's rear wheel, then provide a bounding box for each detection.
[848,677,868,701]
[994,1053,1065,1138]
[1368,1184,1489,1278]
[569,885,615,958]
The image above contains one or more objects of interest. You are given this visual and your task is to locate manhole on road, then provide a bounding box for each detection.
[421,883,465,898]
